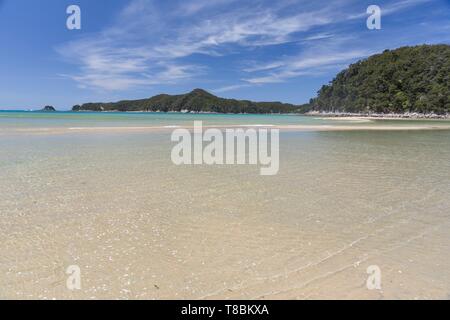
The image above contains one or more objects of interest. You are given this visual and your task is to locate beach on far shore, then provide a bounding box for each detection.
[305,111,450,120]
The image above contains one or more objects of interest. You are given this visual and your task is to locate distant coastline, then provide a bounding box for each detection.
[71,110,450,119]
[305,111,450,120]
[2,109,450,120]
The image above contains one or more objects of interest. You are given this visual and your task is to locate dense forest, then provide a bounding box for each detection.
[72,89,299,114]
[308,45,450,114]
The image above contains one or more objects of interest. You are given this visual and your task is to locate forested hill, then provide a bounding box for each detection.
[72,89,299,114]
[309,45,450,114]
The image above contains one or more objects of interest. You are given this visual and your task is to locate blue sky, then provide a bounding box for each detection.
[0,0,449,109]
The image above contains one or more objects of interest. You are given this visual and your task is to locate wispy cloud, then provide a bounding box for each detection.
[57,0,347,91]
[302,33,335,41]
[347,0,432,19]
[175,0,238,16]
[57,0,436,92]
[212,83,252,93]
[243,50,369,84]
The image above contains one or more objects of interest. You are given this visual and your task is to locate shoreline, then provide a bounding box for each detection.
[2,109,450,119]
[0,110,299,116]
[305,111,450,120]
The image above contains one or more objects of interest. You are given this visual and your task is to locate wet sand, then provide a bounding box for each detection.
[1,123,450,136]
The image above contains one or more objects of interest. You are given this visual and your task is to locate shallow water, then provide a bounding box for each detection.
[1,112,449,299]
[0,111,323,129]
[2,110,449,130]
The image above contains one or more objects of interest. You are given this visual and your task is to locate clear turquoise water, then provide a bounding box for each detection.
[1,111,450,131]
[0,111,319,128]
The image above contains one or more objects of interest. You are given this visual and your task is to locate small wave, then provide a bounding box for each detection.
[316,117,373,123]
[239,124,275,127]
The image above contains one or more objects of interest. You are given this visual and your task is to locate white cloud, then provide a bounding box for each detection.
[58,0,345,91]
[175,0,238,16]
[212,84,252,93]
[302,33,335,41]
[57,0,435,92]
[242,32,370,85]
[346,0,432,19]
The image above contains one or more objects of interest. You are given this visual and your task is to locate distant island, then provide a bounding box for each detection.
[71,45,449,117]
[72,89,300,114]
[40,106,56,112]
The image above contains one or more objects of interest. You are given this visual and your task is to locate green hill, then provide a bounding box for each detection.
[72,89,299,114]
[309,45,450,114]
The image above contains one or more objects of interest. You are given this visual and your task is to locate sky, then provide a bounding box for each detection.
[0,0,449,110]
